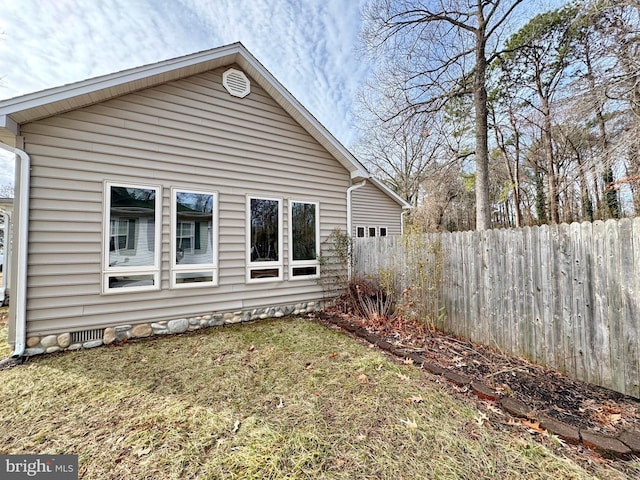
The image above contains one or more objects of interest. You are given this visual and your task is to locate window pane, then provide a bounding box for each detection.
[250,199,279,262]
[176,271,215,284]
[250,268,280,279]
[368,227,376,237]
[292,266,318,277]
[176,192,214,265]
[109,187,156,267]
[292,202,316,261]
[108,274,155,289]
[356,227,365,238]
[380,227,387,237]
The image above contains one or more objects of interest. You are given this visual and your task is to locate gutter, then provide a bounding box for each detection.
[0,143,30,358]
[346,180,366,280]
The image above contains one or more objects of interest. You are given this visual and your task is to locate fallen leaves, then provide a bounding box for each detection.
[232,420,241,434]
[135,446,152,457]
[406,395,424,404]
[521,419,544,433]
[401,418,418,430]
[476,411,489,426]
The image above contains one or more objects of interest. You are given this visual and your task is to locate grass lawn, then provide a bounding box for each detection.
[0,314,636,479]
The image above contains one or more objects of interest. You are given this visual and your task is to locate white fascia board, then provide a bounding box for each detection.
[0,43,245,118]
[0,115,18,134]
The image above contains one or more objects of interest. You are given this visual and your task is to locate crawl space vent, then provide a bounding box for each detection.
[222,68,251,98]
[71,328,104,344]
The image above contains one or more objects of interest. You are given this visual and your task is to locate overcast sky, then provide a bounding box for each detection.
[0,0,368,188]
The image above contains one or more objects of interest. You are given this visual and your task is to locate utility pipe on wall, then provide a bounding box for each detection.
[346,180,366,280]
[346,180,366,239]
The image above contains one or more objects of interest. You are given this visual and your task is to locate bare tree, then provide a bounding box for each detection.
[354,104,442,206]
[361,0,525,230]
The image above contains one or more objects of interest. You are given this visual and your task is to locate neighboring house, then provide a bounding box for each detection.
[0,198,13,304]
[0,43,407,357]
[350,178,411,238]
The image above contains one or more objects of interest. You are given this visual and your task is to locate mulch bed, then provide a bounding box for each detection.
[316,309,640,457]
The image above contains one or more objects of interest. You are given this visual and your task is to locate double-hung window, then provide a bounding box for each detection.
[103,183,161,293]
[289,200,319,279]
[171,189,218,288]
[247,196,282,281]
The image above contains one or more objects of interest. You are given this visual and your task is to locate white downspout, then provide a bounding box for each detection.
[346,180,366,280]
[346,180,366,238]
[0,143,30,358]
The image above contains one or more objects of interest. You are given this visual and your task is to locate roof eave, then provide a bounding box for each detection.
[0,42,369,177]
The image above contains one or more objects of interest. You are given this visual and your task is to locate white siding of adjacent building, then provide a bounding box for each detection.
[21,66,350,335]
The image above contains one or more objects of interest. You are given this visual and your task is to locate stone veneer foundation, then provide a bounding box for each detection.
[23,301,318,356]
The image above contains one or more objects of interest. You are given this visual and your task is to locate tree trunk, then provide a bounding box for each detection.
[474,18,491,231]
[535,167,547,225]
[541,97,559,223]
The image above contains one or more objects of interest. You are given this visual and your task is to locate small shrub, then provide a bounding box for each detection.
[349,276,396,321]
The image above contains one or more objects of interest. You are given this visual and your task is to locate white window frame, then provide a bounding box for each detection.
[102,182,162,294]
[246,195,283,283]
[356,226,365,238]
[289,200,320,280]
[171,188,219,289]
[379,227,388,237]
[368,226,377,237]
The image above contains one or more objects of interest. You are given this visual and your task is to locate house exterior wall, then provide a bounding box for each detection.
[351,181,403,237]
[19,65,350,338]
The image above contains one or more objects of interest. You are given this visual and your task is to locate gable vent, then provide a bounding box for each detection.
[222,68,251,98]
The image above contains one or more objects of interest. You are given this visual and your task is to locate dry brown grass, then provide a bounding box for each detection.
[0,306,9,358]
[0,317,635,479]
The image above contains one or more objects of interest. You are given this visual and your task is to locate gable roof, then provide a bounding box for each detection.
[0,42,369,180]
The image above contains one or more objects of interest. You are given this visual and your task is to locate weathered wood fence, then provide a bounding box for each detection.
[352,218,640,398]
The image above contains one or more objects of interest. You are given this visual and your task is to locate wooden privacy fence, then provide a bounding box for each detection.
[352,218,640,398]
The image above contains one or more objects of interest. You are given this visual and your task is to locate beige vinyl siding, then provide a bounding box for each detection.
[351,181,403,236]
[21,66,350,335]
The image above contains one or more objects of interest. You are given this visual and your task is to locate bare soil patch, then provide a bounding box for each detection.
[330,310,640,436]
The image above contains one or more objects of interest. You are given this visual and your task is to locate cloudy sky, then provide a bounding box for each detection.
[0,0,368,188]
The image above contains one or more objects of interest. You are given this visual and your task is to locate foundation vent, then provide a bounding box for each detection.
[223,68,251,98]
[71,328,104,344]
